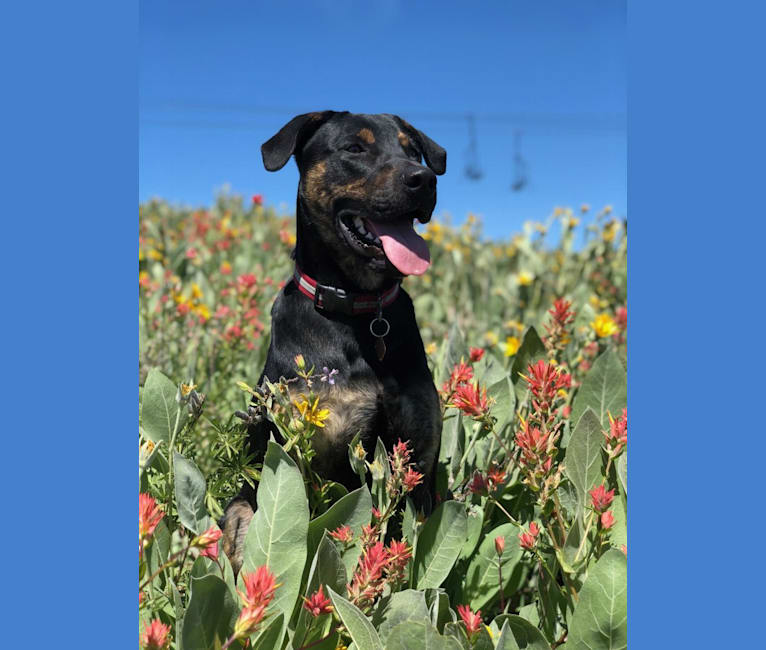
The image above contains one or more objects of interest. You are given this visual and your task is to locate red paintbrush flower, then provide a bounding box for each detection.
[494,536,506,556]
[519,522,540,550]
[469,347,485,362]
[600,510,615,530]
[140,619,171,649]
[238,565,278,610]
[452,382,490,419]
[457,604,483,639]
[589,485,615,512]
[402,467,424,492]
[191,526,222,560]
[139,493,164,542]
[303,584,333,617]
[440,361,474,396]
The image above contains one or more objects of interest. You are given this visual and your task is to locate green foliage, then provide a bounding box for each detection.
[139,198,627,649]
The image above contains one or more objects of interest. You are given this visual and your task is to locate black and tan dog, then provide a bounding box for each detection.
[220,111,447,573]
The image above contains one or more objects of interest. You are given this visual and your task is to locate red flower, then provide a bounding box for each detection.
[486,462,506,489]
[233,604,267,640]
[615,306,627,330]
[515,422,552,470]
[468,472,488,495]
[589,485,615,512]
[371,507,382,520]
[329,525,353,543]
[185,247,198,259]
[303,584,333,617]
[239,566,278,610]
[402,467,424,492]
[452,382,490,418]
[548,298,575,327]
[390,439,412,469]
[522,360,570,416]
[347,541,390,607]
[176,302,190,316]
[440,361,473,396]
[469,347,485,362]
[139,493,164,541]
[192,526,222,560]
[140,619,170,649]
[494,536,506,555]
[457,604,483,639]
[600,510,615,530]
[519,522,540,550]
[237,273,257,290]
[605,408,627,453]
[252,194,263,206]
[386,539,412,584]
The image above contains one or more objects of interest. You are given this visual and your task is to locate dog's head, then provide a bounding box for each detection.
[262,111,446,290]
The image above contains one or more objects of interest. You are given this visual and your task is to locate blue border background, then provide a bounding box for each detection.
[631,1,765,648]
[2,1,136,644]
[3,1,764,647]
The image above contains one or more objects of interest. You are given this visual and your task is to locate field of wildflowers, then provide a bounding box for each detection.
[139,195,627,649]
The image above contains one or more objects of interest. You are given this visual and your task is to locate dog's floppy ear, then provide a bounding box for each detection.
[392,116,447,175]
[261,111,336,172]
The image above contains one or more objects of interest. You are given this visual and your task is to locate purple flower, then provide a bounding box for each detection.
[320,367,339,385]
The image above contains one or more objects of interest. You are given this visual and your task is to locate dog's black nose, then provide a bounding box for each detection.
[402,167,437,195]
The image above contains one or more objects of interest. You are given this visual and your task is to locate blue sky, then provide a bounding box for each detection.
[140,0,625,240]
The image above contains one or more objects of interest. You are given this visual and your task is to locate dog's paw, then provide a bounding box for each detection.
[219,498,254,576]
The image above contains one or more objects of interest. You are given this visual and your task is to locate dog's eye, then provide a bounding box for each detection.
[344,144,365,154]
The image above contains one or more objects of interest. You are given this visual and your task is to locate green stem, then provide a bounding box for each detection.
[139,543,191,591]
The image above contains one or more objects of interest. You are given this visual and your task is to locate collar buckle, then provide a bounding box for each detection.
[314,283,355,315]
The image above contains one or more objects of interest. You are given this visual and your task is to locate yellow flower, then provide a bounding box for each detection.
[425,342,437,355]
[603,219,619,243]
[139,249,145,261]
[191,283,203,300]
[567,217,580,228]
[484,331,499,346]
[504,320,524,332]
[503,336,521,357]
[603,204,613,215]
[517,271,534,286]
[148,249,164,261]
[580,203,591,213]
[553,207,564,216]
[195,303,211,320]
[294,395,331,428]
[591,313,619,338]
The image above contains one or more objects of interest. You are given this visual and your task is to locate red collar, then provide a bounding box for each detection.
[293,266,400,316]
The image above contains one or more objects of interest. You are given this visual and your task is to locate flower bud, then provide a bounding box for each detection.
[494,536,506,556]
[294,354,306,370]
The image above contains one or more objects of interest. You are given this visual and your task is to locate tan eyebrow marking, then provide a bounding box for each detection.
[397,131,410,147]
[357,128,375,144]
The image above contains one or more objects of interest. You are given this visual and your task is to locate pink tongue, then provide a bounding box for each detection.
[367,220,431,276]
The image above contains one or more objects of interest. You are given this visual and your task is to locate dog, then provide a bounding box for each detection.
[220,111,447,574]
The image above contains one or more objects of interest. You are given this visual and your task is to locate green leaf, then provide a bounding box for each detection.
[503,615,551,650]
[327,586,383,650]
[564,408,604,518]
[463,523,523,611]
[567,550,627,650]
[426,589,454,633]
[251,613,284,650]
[181,574,240,650]
[510,327,546,402]
[174,452,209,535]
[240,441,309,640]
[443,621,470,649]
[414,501,468,589]
[459,505,484,559]
[617,454,627,497]
[608,490,627,550]
[386,620,464,650]
[347,431,366,484]
[570,349,627,433]
[140,368,188,443]
[496,621,521,650]
[516,602,540,628]
[437,322,467,387]
[306,486,371,579]
[371,589,429,644]
[487,372,517,437]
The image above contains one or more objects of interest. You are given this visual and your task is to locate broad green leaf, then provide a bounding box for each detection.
[443,621,470,649]
[306,486,371,579]
[414,501,468,589]
[463,523,522,611]
[437,322,467,386]
[609,491,627,550]
[567,550,627,650]
[386,620,463,650]
[293,534,347,649]
[174,451,209,535]
[140,368,188,443]
[517,602,539,628]
[503,615,551,650]
[459,505,484,559]
[564,408,604,518]
[251,613,284,650]
[570,349,627,433]
[145,518,171,590]
[240,441,309,639]
[426,589,454,632]
[510,327,546,402]
[496,621,521,650]
[371,590,429,643]
[617,454,627,497]
[487,372,517,437]
[327,587,383,650]
[190,553,237,598]
[182,574,240,650]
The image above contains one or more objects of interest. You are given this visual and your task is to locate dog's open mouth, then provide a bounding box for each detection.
[338,211,431,276]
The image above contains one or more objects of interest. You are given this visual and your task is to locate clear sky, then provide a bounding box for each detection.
[140,0,625,240]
